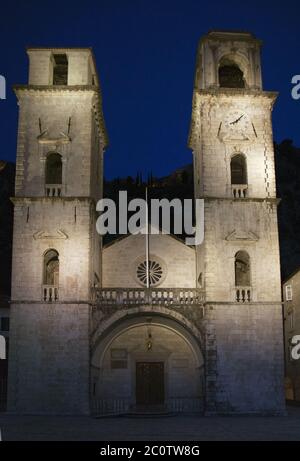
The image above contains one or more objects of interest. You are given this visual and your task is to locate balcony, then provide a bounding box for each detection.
[91,397,204,416]
[235,286,251,303]
[231,184,248,198]
[92,288,205,307]
[43,285,59,302]
[45,184,62,197]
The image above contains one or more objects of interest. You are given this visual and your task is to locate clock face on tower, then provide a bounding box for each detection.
[219,110,252,141]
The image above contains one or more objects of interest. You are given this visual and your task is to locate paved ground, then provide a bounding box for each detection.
[0,406,300,441]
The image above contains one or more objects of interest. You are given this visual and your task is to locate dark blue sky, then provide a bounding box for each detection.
[0,0,300,179]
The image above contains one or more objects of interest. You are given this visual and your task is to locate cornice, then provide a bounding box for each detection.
[11,196,96,205]
[14,84,98,93]
[10,300,93,305]
[200,31,262,46]
[195,88,278,100]
[204,301,282,306]
[200,197,280,204]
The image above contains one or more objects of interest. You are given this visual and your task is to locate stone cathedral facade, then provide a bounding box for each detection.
[7,31,285,415]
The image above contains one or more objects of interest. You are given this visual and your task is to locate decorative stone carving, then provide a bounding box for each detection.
[33,229,69,240]
[225,230,259,242]
[37,130,71,144]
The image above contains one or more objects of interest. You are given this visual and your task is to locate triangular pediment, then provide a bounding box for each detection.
[225,230,259,242]
[33,229,69,240]
[37,130,71,144]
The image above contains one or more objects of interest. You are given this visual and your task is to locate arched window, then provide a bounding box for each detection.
[46,153,62,185]
[235,251,250,287]
[44,249,59,285]
[43,250,59,301]
[231,154,247,185]
[219,59,245,88]
[45,153,62,196]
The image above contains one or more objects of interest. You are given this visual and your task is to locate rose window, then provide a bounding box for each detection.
[136,260,163,287]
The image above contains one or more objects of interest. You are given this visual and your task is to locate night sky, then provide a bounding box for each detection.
[0,0,300,179]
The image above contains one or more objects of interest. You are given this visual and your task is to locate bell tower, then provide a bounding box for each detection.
[189,31,285,413]
[8,48,108,414]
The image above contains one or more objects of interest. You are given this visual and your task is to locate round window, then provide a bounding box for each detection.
[136,259,164,287]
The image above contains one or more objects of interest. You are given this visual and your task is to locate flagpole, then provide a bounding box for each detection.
[145,186,150,289]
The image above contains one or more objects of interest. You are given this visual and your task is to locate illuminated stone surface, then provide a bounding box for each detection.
[7,32,285,415]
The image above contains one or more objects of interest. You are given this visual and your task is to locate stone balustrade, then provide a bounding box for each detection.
[90,397,203,415]
[45,184,62,197]
[92,287,205,306]
[43,285,59,302]
[235,286,251,303]
[231,184,248,198]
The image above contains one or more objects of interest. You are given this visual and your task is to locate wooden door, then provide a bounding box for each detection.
[136,362,164,405]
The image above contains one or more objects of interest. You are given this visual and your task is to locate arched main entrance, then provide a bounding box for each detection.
[91,313,204,414]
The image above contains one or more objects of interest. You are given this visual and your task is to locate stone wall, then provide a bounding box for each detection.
[205,303,285,414]
[203,199,281,303]
[189,32,284,415]
[102,233,196,288]
[11,199,95,302]
[7,303,90,414]
[192,92,277,200]
[14,90,103,199]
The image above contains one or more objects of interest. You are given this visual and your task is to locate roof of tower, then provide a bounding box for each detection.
[26,46,99,78]
[200,30,262,44]
[26,47,93,50]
